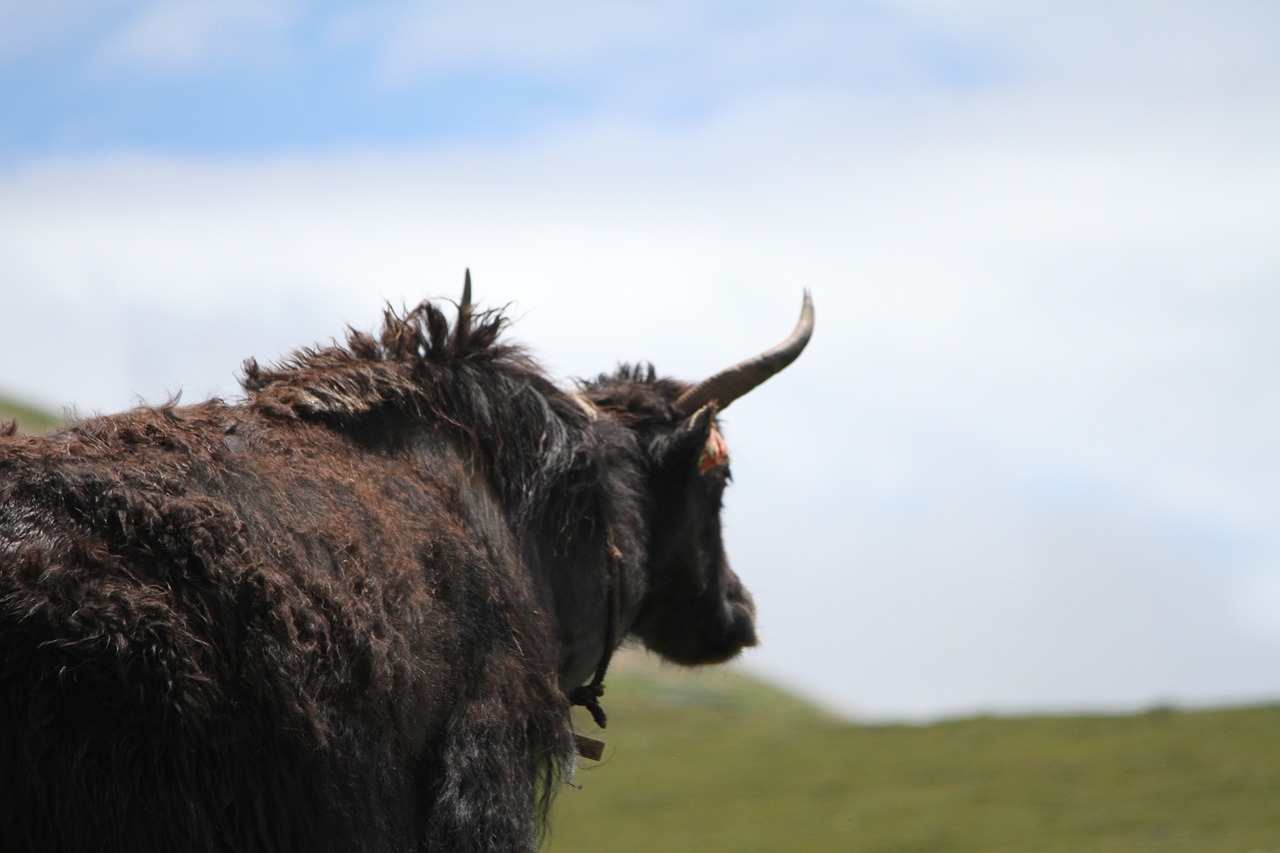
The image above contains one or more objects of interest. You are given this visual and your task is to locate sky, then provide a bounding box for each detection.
[1,0,1278,721]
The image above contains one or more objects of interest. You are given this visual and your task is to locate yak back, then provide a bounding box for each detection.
[0,300,633,852]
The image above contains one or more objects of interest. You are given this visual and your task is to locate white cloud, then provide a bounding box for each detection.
[366,1,675,75]
[338,0,1016,114]
[94,0,301,71]
[736,413,1280,720]
[1233,565,1280,644]
[0,0,115,60]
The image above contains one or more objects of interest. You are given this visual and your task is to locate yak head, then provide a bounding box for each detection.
[589,292,813,667]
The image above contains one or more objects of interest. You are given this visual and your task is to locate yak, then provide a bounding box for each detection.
[0,276,813,852]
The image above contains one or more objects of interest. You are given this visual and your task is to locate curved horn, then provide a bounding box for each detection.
[674,289,814,415]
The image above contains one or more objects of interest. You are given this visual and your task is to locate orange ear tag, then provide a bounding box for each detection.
[699,423,730,475]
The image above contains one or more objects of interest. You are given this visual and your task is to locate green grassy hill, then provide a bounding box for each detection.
[549,651,1280,852]
[0,393,58,433]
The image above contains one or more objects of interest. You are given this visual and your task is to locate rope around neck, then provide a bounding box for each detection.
[568,535,623,730]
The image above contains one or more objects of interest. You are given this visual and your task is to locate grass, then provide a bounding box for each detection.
[0,393,58,433]
[548,652,1280,852]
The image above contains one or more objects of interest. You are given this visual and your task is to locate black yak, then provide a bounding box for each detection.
[0,276,813,852]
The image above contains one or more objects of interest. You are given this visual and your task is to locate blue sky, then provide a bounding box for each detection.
[2,0,1279,720]
[1,5,595,159]
[0,1,1012,162]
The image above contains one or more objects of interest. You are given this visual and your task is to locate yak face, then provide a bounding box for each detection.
[630,404,758,666]
[589,290,811,668]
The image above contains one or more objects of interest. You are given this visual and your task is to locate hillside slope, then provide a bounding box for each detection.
[549,651,1280,852]
[0,393,58,433]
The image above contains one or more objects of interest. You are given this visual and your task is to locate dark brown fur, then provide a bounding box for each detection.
[0,297,759,852]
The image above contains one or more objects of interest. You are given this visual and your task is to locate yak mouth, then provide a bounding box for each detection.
[700,597,760,664]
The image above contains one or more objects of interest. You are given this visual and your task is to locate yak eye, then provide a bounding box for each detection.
[702,462,731,492]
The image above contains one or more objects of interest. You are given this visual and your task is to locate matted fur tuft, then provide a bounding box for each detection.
[240,300,527,421]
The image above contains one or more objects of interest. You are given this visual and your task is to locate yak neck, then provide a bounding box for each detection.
[566,521,625,730]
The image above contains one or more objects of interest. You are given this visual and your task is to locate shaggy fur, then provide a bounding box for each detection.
[0,296,761,852]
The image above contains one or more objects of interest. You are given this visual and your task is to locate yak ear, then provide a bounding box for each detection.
[651,404,717,471]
